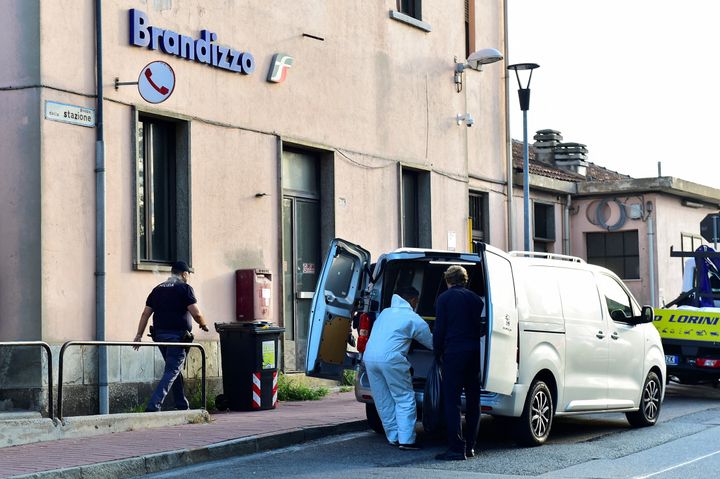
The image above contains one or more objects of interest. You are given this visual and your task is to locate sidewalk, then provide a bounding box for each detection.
[0,391,366,479]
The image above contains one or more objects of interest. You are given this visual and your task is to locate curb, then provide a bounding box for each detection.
[13,420,368,479]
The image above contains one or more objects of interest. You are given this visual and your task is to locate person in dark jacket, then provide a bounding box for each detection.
[133,261,209,412]
[433,265,485,461]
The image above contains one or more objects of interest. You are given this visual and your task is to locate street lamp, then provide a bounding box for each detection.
[507,62,539,252]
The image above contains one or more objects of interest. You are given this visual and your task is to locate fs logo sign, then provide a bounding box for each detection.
[267,53,294,83]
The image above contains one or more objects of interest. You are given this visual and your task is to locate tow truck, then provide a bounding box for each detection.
[653,246,720,384]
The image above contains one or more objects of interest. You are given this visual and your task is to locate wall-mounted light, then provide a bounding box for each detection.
[681,199,704,208]
[454,48,504,93]
[456,113,475,127]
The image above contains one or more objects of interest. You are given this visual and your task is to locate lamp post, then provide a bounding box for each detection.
[507,63,539,252]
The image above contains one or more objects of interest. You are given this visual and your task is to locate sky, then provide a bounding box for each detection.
[507,1,720,190]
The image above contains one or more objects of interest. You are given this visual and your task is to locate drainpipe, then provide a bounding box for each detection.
[95,0,108,414]
[646,201,656,307]
[503,0,514,251]
[563,194,571,255]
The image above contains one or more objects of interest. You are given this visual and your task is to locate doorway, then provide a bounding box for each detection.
[282,149,321,371]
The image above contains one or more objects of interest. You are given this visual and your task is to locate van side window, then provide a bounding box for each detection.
[524,266,562,320]
[557,269,603,322]
[486,252,516,309]
[597,274,634,321]
[325,252,357,299]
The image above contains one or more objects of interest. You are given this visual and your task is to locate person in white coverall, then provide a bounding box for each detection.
[363,286,433,450]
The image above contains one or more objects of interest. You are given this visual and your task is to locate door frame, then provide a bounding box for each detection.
[277,139,335,371]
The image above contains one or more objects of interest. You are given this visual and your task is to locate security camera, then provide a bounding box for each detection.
[456,113,475,127]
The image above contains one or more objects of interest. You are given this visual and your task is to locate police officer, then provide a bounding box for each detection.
[133,261,209,412]
[363,286,433,450]
[433,265,485,461]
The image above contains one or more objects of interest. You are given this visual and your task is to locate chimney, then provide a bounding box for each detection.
[553,142,589,177]
[533,129,562,164]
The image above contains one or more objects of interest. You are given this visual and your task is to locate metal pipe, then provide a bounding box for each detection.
[503,0,514,251]
[522,109,530,251]
[647,206,656,307]
[564,194,572,255]
[94,0,108,414]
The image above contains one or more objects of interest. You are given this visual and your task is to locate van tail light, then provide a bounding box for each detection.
[357,313,372,353]
[696,358,720,368]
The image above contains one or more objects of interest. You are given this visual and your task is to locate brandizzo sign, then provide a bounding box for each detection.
[129,9,255,75]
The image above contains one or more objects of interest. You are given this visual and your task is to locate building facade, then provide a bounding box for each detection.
[1,1,511,414]
[515,131,720,309]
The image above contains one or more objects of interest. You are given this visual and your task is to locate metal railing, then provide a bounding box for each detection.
[57,340,206,422]
[0,341,54,422]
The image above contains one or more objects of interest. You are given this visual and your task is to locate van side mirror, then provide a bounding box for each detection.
[638,305,654,324]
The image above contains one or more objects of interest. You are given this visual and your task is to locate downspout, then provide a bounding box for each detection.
[646,202,656,307]
[503,0,514,251]
[563,194,571,255]
[95,0,108,414]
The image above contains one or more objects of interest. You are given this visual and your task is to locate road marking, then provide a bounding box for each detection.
[633,449,720,479]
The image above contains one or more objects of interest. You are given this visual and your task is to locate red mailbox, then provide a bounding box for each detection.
[236,269,272,322]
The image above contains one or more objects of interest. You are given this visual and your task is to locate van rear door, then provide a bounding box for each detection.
[483,249,519,395]
[305,238,371,380]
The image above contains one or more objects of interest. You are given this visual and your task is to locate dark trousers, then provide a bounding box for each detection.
[146,331,190,412]
[442,350,481,452]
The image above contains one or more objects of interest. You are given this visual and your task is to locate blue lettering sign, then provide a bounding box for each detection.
[128,9,255,75]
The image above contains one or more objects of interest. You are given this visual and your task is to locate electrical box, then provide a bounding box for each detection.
[236,269,272,322]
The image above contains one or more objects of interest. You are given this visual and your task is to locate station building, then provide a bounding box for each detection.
[0,1,511,414]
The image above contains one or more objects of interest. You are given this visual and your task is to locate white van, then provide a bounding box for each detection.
[305,239,666,446]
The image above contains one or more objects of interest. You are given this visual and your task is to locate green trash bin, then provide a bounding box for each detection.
[214,322,285,411]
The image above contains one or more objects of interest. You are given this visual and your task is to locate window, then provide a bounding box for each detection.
[399,0,421,20]
[390,0,431,32]
[597,274,637,320]
[401,168,431,248]
[135,114,190,268]
[533,202,555,253]
[469,191,488,253]
[586,230,639,279]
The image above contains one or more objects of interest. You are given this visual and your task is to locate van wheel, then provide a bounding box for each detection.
[626,371,662,427]
[514,379,553,446]
[366,403,384,434]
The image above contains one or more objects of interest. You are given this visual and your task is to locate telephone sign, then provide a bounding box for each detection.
[138,61,175,104]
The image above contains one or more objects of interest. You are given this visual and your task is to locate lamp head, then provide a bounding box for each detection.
[507,62,540,72]
[465,48,504,71]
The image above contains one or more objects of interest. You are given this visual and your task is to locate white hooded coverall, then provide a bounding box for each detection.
[363,294,433,445]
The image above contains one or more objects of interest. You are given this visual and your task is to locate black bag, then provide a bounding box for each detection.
[422,358,444,433]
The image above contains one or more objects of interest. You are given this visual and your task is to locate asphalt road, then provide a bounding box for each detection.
[139,382,720,478]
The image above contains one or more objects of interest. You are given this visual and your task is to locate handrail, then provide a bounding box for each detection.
[0,341,54,422]
[57,340,206,422]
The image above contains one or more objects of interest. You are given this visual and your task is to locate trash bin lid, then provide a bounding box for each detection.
[214,321,285,334]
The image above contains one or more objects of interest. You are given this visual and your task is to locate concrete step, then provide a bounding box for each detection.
[0,410,209,448]
[0,410,42,421]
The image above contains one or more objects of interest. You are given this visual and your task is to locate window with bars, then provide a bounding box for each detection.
[586,230,640,279]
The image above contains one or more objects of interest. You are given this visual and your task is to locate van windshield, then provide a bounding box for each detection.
[380,259,485,320]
